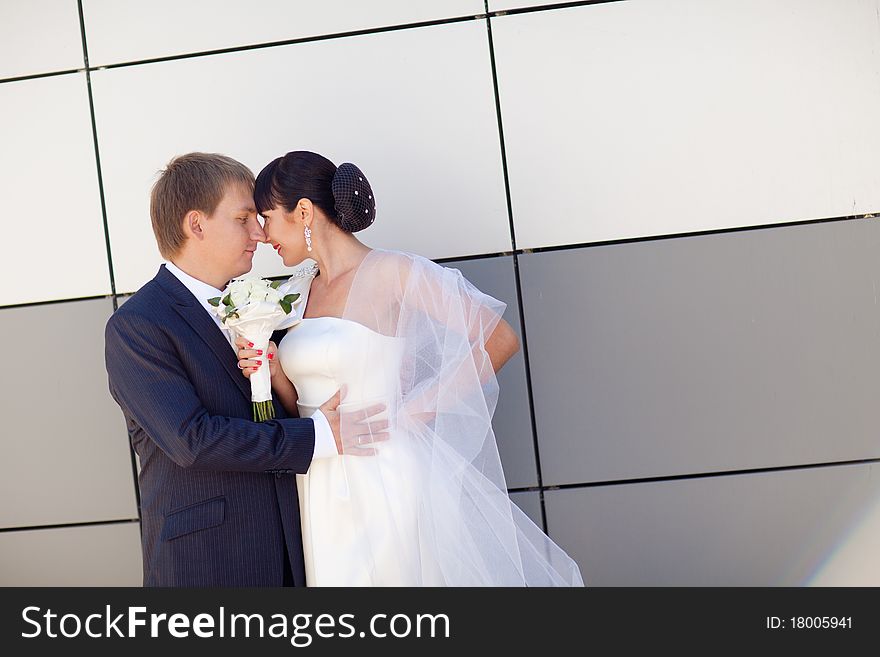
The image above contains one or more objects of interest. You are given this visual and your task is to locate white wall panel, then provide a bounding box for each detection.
[0,1,83,79]
[0,74,110,306]
[83,0,485,66]
[545,463,880,586]
[488,1,568,10]
[0,522,142,585]
[493,0,880,249]
[92,21,510,294]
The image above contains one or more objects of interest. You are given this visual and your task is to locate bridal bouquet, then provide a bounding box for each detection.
[208,276,301,421]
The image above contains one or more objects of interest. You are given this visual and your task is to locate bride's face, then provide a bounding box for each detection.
[261,203,309,266]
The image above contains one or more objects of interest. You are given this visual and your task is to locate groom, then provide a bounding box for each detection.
[104,152,385,586]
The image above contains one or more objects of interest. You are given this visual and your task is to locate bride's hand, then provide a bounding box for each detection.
[235,338,280,379]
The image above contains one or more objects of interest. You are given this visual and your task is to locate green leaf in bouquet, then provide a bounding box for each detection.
[282,293,300,303]
[280,300,292,314]
[222,294,232,307]
[207,296,221,307]
[270,280,283,289]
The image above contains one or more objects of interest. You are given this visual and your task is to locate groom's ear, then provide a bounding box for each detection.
[184,209,207,240]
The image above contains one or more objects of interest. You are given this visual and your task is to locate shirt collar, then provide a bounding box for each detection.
[164,261,227,318]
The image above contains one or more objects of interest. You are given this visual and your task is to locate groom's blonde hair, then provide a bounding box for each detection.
[150,152,255,259]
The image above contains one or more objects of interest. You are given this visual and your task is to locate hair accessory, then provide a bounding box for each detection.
[330,163,376,233]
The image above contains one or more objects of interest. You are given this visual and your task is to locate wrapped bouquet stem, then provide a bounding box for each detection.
[208,275,303,421]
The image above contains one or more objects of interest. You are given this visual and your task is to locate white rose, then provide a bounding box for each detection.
[250,279,270,302]
[230,285,250,307]
[266,288,282,304]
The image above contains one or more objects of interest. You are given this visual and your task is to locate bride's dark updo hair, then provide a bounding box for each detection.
[254,151,376,233]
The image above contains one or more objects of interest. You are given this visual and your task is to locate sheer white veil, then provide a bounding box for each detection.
[338,248,583,586]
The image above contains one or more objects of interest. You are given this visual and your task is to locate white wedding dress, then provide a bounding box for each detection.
[277,279,444,586]
[275,253,584,587]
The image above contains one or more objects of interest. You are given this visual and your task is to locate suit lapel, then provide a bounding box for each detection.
[156,265,253,402]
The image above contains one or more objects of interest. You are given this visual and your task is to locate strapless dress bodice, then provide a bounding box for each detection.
[278,316,404,421]
[276,315,435,586]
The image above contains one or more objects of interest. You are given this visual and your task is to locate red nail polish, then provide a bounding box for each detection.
[256,350,263,355]
[248,342,254,348]
[268,353,274,360]
[255,360,262,365]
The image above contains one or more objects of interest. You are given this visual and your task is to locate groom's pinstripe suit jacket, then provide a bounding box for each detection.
[104,265,314,586]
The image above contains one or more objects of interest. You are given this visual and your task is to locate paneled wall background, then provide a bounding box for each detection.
[2,0,879,586]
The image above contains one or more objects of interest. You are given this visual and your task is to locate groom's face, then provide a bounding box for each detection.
[203,183,266,280]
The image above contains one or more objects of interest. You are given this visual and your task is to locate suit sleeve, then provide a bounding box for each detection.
[105,309,315,473]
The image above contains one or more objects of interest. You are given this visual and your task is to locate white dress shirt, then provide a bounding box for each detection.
[164,261,337,459]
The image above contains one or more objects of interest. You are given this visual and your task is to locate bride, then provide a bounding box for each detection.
[236,150,583,586]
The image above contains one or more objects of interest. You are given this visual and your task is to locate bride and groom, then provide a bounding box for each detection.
[104,150,583,587]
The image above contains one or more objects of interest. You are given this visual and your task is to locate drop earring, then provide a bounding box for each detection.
[304,225,312,252]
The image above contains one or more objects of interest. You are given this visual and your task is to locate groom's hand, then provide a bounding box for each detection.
[319,387,390,456]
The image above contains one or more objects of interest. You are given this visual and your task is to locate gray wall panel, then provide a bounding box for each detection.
[0,522,142,585]
[446,257,539,488]
[521,219,880,485]
[0,298,138,528]
[544,463,880,586]
[510,491,542,527]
